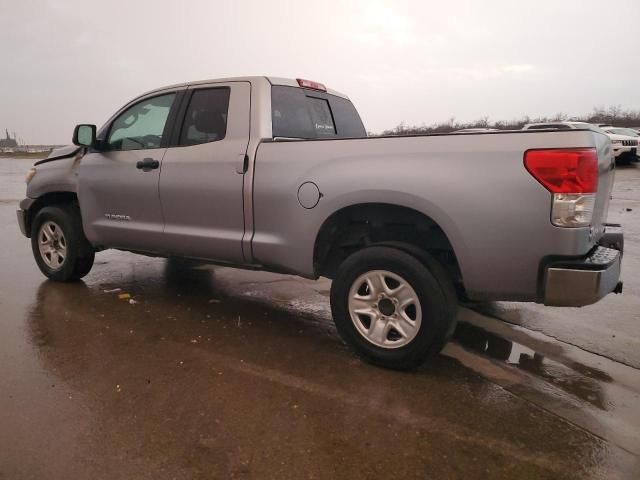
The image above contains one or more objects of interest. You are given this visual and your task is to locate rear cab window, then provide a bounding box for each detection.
[271,85,366,139]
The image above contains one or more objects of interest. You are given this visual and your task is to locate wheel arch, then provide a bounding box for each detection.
[22,191,79,238]
[313,202,468,298]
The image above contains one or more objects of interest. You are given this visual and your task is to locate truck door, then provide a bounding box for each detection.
[158,82,250,263]
[78,91,180,253]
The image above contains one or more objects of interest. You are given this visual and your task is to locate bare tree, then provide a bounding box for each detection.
[381,105,640,136]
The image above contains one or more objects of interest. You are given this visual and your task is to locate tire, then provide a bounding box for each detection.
[330,246,457,370]
[31,204,95,282]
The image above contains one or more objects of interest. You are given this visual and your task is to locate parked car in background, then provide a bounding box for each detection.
[523,122,637,165]
[602,126,639,137]
[452,128,500,133]
[522,121,603,132]
[600,127,639,164]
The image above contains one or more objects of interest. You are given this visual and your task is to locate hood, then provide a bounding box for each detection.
[34,145,83,166]
[605,133,638,141]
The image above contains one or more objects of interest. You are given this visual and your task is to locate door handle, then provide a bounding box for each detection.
[136,158,160,171]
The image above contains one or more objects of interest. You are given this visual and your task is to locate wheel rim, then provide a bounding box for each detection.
[38,221,67,270]
[347,270,422,349]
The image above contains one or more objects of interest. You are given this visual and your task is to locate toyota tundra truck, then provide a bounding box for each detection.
[16,76,624,369]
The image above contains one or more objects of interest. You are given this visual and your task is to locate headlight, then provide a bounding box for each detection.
[611,139,623,144]
[25,168,37,184]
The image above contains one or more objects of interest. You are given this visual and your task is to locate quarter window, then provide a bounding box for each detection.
[178,88,230,146]
[106,93,176,151]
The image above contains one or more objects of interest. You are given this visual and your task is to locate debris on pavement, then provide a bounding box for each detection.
[118,293,131,300]
[103,288,122,293]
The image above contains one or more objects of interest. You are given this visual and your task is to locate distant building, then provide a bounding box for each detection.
[0,129,18,148]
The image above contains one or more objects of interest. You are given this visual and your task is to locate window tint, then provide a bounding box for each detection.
[329,95,367,137]
[107,93,175,150]
[179,88,230,146]
[271,86,365,139]
[307,97,336,136]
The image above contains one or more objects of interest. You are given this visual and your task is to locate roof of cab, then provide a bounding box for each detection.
[137,76,350,100]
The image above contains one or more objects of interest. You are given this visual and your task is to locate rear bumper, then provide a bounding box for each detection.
[542,224,624,307]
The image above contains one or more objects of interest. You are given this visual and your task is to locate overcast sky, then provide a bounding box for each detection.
[1,0,639,144]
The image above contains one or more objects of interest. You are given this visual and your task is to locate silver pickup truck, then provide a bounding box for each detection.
[17,76,624,369]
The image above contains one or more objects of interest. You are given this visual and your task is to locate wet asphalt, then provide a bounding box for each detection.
[1,157,639,479]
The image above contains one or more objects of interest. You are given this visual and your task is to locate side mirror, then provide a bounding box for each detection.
[72,124,97,147]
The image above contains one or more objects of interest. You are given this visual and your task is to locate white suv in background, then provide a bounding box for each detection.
[522,122,638,165]
[601,126,639,164]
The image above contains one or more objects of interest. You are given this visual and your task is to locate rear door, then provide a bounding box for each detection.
[158,82,250,262]
[78,91,180,252]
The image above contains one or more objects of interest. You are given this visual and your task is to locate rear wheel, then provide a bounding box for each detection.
[31,205,95,282]
[330,246,457,370]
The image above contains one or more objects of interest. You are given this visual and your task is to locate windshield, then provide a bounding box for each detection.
[606,128,639,137]
[568,123,607,135]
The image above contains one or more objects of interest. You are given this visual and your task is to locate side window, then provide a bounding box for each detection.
[106,93,175,151]
[178,88,230,146]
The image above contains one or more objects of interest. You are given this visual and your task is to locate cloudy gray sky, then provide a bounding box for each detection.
[1,0,639,144]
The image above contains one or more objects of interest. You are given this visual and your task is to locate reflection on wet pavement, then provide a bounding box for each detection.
[451,308,640,460]
[453,321,613,411]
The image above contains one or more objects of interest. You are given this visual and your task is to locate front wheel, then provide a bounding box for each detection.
[330,246,457,370]
[31,205,95,282]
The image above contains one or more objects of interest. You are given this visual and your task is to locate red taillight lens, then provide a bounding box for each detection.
[524,148,598,193]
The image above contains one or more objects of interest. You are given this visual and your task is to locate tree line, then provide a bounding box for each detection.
[378,105,640,136]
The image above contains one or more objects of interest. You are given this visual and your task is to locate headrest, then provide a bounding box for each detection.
[194,111,226,135]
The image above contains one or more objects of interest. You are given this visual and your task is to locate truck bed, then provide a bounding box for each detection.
[251,129,614,301]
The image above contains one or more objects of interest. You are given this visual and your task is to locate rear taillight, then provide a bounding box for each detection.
[524,148,598,228]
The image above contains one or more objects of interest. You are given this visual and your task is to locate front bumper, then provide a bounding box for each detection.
[16,197,35,238]
[613,146,638,160]
[16,209,28,237]
[543,224,623,307]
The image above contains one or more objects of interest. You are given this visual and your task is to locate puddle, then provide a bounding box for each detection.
[452,321,613,410]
